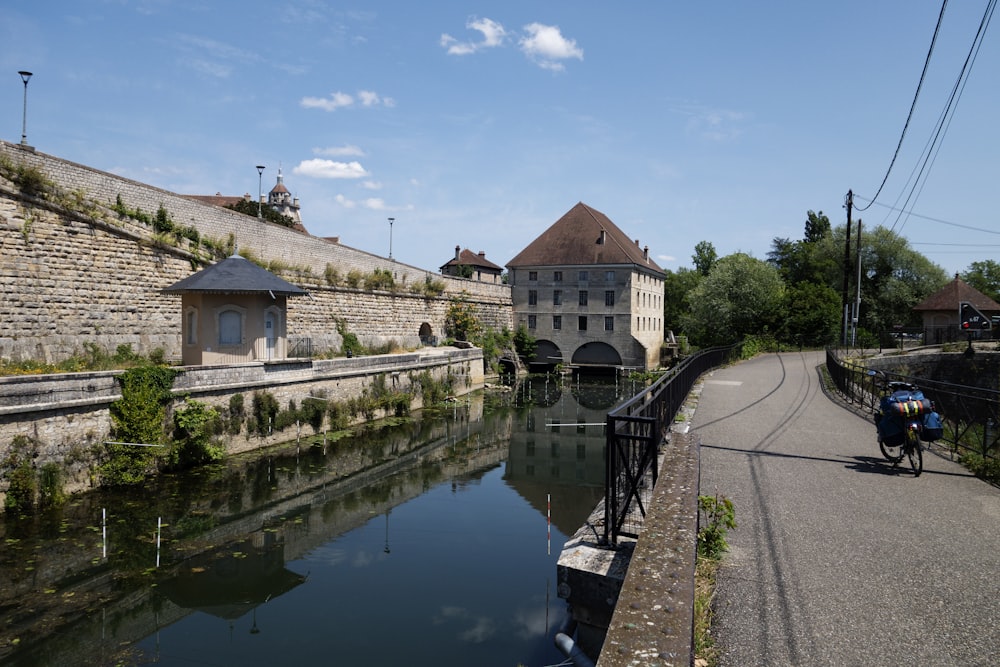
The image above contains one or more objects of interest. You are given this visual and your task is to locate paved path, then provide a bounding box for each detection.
[692,351,1000,667]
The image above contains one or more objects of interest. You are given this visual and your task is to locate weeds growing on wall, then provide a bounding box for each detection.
[168,399,225,470]
[697,494,737,559]
[2,435,39,511]
[103,364,177,486]
[250,391,280,436]
[0,343,167,377]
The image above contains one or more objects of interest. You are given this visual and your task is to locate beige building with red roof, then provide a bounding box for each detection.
[506,202,665,371]
[913,274,1000,343]
[440,246,504,283]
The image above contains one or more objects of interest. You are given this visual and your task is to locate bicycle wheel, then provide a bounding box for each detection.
[905,429,923,477]
[879,437,904,463]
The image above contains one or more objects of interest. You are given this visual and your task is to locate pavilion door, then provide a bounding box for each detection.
[265,312,276,360]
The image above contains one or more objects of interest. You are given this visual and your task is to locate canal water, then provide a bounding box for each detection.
[0,376,640,666]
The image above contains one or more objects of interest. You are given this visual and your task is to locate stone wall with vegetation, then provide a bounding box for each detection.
[0,347,484,511]
[0,140,512,363]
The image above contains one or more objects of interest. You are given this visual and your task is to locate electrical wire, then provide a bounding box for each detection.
[852,195,1000,236]
[885,0,997,234]
[856,0,949,213]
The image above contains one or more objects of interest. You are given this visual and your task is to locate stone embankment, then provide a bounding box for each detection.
[0,346,484,507]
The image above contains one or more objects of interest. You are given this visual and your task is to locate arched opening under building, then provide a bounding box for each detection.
[572,342,622,368]
[528,339,564,372]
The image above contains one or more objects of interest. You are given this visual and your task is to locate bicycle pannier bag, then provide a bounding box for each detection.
[921,411,944,442]
[878,413,905,447]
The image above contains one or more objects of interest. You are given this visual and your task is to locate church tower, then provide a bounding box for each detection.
[267,167,302,226]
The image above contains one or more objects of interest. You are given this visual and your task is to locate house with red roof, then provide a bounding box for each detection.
[506,202,665,371]
[912,274,1000,343]
[439,246,504,283]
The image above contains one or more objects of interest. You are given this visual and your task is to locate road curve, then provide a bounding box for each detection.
[693,351,1000,667]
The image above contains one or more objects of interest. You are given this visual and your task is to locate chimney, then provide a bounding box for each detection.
[643,245,649,260]
[478,251,486,258]
[455,245,461,260]
[634,239,640,246]
[598,230,606,245]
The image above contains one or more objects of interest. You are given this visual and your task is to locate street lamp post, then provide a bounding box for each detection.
[388,217,395,259]
[256,165,265,219]
[18,71,32,146]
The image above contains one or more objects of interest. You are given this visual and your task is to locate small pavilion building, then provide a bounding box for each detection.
[164,253,308,365]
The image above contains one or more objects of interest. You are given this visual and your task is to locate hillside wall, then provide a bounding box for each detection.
[0,140,512,363]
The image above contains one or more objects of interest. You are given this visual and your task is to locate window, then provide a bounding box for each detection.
[185,309,197,345]
[218,309,242,346]
[553,271,563,282]
[605,270,615,281]
[528,315,537,329]
[605,316,614,331]
[579,290,588,306]
[553,289,562,305]
[578,316,588,331]
[605,290,615,306]
[553,315,562,330]
[528,290,538,305]
[528,271,538,281]
[578,270,589,281]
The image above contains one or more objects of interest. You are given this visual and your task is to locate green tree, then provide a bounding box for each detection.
[682,253,785,346]
[781,281,841,347]
[662,267,702,333]
[445,293,481,341]
[961,260,1000,304]
[225,198,297,228]
[692,241,718,277]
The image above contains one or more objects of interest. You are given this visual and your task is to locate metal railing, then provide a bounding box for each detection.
[287,337,313,359]
[826,348,1000,462]
[603,343,742,546]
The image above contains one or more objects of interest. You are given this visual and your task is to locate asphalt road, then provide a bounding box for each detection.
[692,351,1000,667]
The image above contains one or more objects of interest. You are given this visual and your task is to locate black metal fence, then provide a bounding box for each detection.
[603,343,742,546]
[826,348,1000,462]
[287,337,313,359]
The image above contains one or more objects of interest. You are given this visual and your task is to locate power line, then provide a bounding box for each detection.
[857,0,949,213]
[853,195,1000,236]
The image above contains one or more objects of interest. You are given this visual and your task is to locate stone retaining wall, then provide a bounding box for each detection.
[0,347,484,508]
[0,140,512,363]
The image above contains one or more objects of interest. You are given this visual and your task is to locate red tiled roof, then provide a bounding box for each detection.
[913,275,1000,312]
[506,202,663,273]
[440,248,503,272]
[181,194,249,208]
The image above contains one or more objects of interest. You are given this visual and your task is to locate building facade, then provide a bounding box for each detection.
[506,202,666,371]
[440,246,504,283]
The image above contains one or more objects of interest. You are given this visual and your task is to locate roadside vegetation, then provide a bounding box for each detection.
[694,494,737,667]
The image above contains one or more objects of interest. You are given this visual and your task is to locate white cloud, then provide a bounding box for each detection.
[519,23,583,71]
[441,17,507,55]
[314,145,366,157]
[362,198,386,210]
[301,90,394,111]
[293,159,369,179]
[335,194,356,208]
[362,180,382,190]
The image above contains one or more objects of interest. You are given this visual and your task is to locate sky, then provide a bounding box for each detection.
[1,1,997,278]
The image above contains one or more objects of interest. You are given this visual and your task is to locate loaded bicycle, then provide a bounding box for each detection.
[868,370,943,477]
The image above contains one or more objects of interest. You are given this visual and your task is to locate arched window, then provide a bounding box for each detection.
[184,308,198,346]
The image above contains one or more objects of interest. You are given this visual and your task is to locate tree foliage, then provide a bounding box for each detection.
[225,198,297,228]
[692,241,718,277]
[962,260,1000,304]
[682,253,784,346]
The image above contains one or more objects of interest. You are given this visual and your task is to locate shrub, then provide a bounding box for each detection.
[697,494,736,559]
[168,399,225,469]
[251,391,280,435]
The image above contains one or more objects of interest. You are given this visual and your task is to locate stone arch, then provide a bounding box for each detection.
[572,342,622,367]
[530,339,564,367]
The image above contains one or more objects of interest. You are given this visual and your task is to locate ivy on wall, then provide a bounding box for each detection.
[102,365,177,486]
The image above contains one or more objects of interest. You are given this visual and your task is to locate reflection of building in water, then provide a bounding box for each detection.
[506,379,624,535]
[156,528,305,621]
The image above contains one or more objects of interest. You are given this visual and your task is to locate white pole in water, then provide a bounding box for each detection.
[102,508,107,559]
[156,517,162,568]
[547,493,551,555]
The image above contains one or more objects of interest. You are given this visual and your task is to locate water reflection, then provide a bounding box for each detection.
[0,375,642,666]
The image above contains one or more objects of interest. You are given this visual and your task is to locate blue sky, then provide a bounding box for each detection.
[2,1,997,277]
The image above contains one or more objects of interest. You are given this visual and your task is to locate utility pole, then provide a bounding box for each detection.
[842,190,853,346]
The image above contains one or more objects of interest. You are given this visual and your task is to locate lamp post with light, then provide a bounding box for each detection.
[256,165,265,219]
[18,71,32,146]
[388,217,395,260]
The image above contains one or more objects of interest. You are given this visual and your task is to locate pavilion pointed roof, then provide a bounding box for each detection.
[163,253,308,296]
[506,202,663,273]
[912,274,1000,312]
